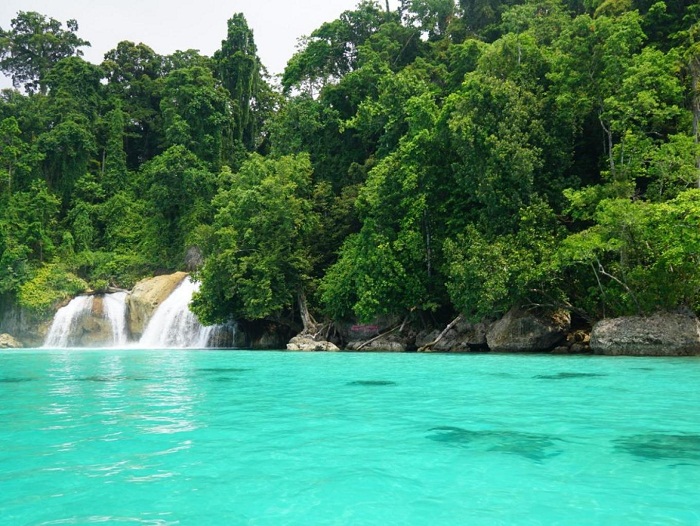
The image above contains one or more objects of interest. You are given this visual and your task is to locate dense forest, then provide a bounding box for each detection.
[0,0,699,334]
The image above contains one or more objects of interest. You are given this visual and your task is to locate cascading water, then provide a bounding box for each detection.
[44,295,94,348]
[102,291,128,346]
[138,277,214,348]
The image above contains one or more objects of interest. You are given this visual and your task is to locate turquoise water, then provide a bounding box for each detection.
[1,350,699,525]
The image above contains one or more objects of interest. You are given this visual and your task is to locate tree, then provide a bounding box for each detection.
[213,14,268,152]
[0,116,39,199]
[556,190,700,317]
[0,11,90,93]
[160,66,230,166]
[192,154,319,327]
[137,145,217,269]
[282,1,387,93]
[101,41,165,167]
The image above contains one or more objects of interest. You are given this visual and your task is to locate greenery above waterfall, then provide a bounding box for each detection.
[1,0,699,328]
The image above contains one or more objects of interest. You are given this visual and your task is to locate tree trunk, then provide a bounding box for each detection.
[598,112,615,177]
[419,314,463,351]
[297,290,317,333]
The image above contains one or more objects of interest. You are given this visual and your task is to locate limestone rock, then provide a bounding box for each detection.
[286,335,339,352]
[0,333,23,348]
[126,272,188,338]
[590,312,700,356]
[486,307,570,352]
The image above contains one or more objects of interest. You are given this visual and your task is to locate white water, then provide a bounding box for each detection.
[44,295,94,348]
[102,291,128,346]
[138,277,214,348]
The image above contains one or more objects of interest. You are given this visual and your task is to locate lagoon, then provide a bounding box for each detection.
[1,350,699,524]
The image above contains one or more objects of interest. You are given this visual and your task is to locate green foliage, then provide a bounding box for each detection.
[0,11,90,93]
[16,263,87,315]
[444,203,563,320]
[556,190,700,317]
[192,154,319,324]
[160,66,230,166]
[1,2,699,330]
[137,145,217,269]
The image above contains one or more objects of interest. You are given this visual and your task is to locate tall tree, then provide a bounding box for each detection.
[214,14,266,152]
[0,11,90,94]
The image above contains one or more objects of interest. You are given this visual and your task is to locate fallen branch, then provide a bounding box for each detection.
[356,323,401,351]
[418,314,463,352]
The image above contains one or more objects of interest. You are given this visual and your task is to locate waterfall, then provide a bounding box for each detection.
[44,295,94,348]
[102,291,128,346]
[138,277,214,348]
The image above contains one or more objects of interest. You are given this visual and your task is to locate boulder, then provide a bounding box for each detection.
[126,272,188,338]
[590,312,700,356]
[286,335,339,352]
[486,307,570,352]
[0,333,23,348]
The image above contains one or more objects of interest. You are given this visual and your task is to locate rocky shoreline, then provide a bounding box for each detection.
[2,272,699,356]
[286,308,700,357]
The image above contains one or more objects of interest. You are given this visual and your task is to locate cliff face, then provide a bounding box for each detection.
[0,296,51,347]
[125,272,188,339]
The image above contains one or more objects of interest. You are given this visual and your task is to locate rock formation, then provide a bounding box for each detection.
[486,307,570,352]
[126,272,188,338]
[286,334,339,351]
[590,312,700,356]
[0,333,23,348]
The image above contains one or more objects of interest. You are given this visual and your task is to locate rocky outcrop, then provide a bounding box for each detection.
[416,317,490,353]
[590,312,700,356]
[0,297,50,347]
[126,272,188,338]
[486,307,570,352]
[0,333,23,348]
[286,335,339,352]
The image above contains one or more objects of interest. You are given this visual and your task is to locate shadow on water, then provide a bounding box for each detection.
[210,376,238,383]
[196,367,251,374]
[346,380,397,386]
[534,372,608,380]
[614,433,700,462]
[73,376,149,382]
[427,426,563,461]
[0,377,35,383]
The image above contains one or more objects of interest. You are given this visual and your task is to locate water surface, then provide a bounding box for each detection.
[1,350,699,525]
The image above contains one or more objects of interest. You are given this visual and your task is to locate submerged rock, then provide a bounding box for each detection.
[0,333,23,348]
[426,426,563,461]
[614,433,700,461]
[486,307,570,352]
[590,312,700,356]
[126,272,188,338]
[286,335,339,352]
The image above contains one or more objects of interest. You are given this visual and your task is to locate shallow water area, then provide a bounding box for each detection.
[1,349,699,525]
